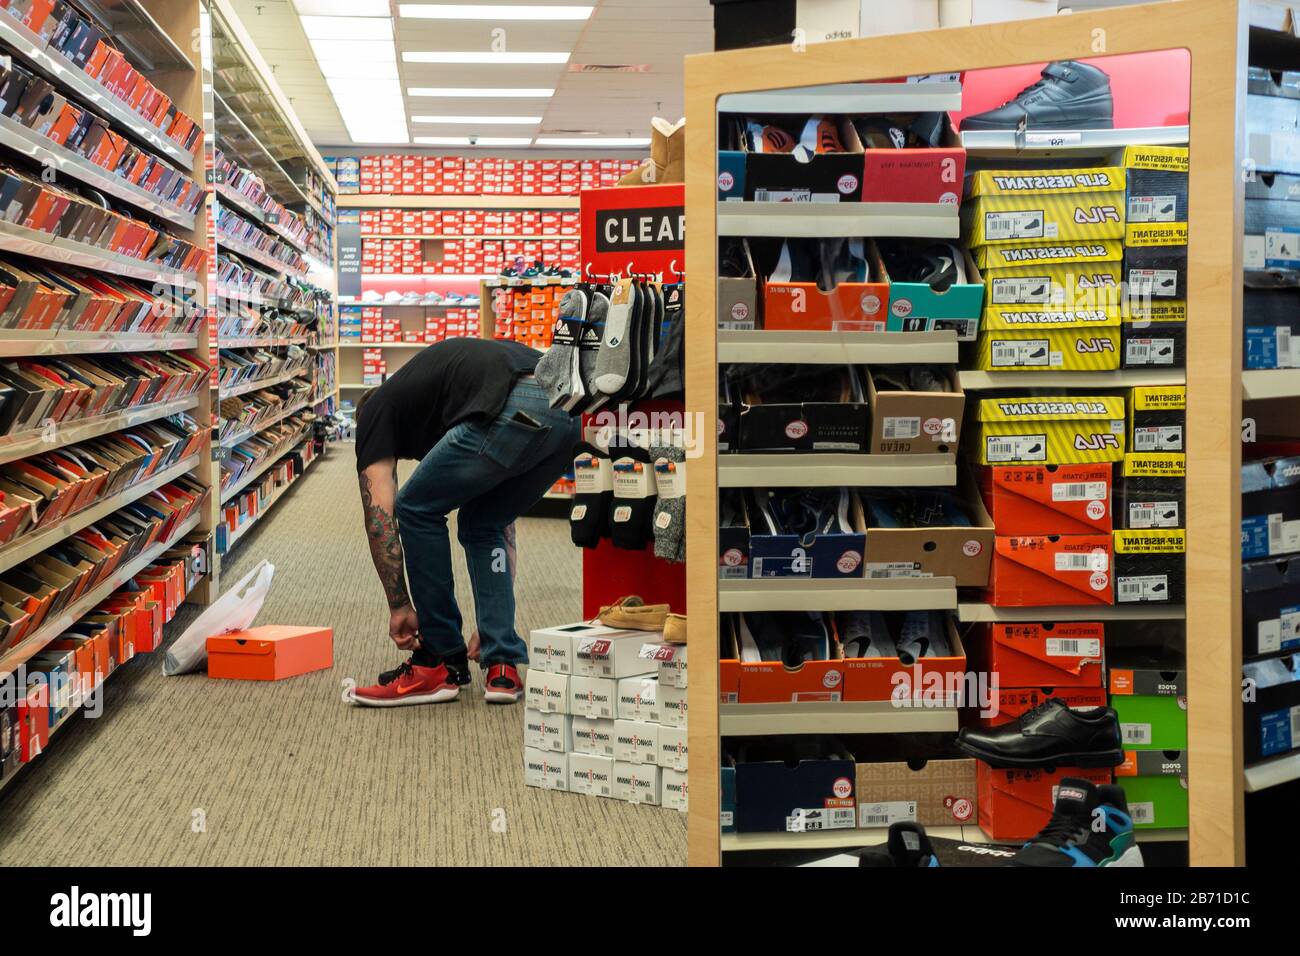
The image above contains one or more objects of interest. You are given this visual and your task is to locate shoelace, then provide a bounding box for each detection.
[379,660,414,686]
[1033,809,1090,847]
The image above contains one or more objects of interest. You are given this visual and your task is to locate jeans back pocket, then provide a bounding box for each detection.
[479,412,552,471]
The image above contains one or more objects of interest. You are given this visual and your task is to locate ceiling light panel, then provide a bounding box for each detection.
[410,115,543,124]
[293,0,391,15]
[535,137,651,147]
[402,51,571,64]
[399,4,593,20]
[299,15,393,40]
[414,136,535,146]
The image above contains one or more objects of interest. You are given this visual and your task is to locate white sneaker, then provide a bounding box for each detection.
[384,290,403,304]
[361,289,382,304]
[424,291,445,305]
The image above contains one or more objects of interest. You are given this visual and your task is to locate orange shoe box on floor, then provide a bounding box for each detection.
[966,622,1105,691]
[980,465,1113,535]
[986,534,1115,606]
[207,625,334,681]
[977,764,1113,841]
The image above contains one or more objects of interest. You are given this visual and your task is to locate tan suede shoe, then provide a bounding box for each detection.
[598,595,670,631]
[663,613,686,645]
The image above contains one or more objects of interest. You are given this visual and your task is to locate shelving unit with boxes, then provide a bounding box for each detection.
[205,0,338,560]
[684,1,1245,866]
[0,0,217,785]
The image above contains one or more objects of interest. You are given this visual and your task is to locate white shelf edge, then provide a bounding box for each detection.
[721,824,988,852]
[0,395,199,466]
[0,113,196,229]
[717,329,958,365]
[718,576,957,613]
[0,509,203,679]
[0,219,197,284]
[960,369,1187,390]
[720,700,959,736]
[1243,369,1300,401]
[957,603,1187,623]
[718,201,959,239]
[220,427,312,502]
[718,453,955,488]
[1245,751,1300,792]
[0,453,202,575]
[960,125,1190,157]
[218,366,309,400]
[719,81,963,115]
[0,331,198,358]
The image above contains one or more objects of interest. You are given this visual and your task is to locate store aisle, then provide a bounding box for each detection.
[0,449,686,866]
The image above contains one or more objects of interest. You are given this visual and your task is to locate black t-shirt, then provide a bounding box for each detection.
[355,338,541,471]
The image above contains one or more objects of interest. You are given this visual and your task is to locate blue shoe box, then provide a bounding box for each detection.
[733,740,857,834]
[747,493,866,579]
[1243,557,1300,659]
[1243,654,1300,762]
[721,759,737,834]
[1242,453,1300,560]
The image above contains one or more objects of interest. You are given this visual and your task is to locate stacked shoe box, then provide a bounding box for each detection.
[361,349,386,386]
[1120,147,1188,368]
[355,157,641,196]
[1241,446,1300,764]
[523,622,688,810]
[963,166,1127,372]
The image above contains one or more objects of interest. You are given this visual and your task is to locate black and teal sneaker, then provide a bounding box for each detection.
[1008,777,1144,867]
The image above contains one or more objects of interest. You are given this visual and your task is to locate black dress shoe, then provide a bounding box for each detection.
[955,697,1123,769]
[960,60,1114,132]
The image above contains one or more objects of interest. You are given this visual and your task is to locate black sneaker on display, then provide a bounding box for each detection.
[960,60,1114,131]
[858,822,940,867]
[1007,777,1144,867]
[955,697,1124,769]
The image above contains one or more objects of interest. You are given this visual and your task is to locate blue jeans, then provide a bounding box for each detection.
[396,377,579,666]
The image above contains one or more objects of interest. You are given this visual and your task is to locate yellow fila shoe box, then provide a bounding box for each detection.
[1123,146,1188,247]
[972,396,1127,465]
[964,167,1125,245]
[976,306,1121,372]
[975,240,1124,308]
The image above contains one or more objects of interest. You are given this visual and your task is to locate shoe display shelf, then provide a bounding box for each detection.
[221,438,319,553]
[0,0,217,787]
[339,195,580,211]
[207,0,339,586]
[685,2,1247,866]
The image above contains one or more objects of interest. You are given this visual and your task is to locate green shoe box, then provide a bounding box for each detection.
[1109,665,1188,751]
[1116,750,1189,829]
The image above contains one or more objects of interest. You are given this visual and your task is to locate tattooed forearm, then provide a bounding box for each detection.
[360,467,410,610]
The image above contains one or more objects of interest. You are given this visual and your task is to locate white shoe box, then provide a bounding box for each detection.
[939,0,1055,26]
[657,725,689,772]
[613,761,661,805]
[531,621,624,674]
[524,669,569,714]
[613,719,659,765]
[653,643,687,689]
[658,681,688,729]
[617,675,661,722]
[524,747,568,790]
[569,753,616,798]
[661,768,689,812]
[524,708,571,753]
[571,715,616,757]
[570,675,618,719]
[573,629,656,679]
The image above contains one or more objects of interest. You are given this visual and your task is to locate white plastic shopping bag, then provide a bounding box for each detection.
[162,560,276,675]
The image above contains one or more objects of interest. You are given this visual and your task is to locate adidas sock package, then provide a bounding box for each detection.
[535,287,586,408]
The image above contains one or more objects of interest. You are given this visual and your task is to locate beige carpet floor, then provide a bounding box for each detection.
[0,448,686,866]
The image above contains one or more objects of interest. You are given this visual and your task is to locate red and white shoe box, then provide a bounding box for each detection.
[358,156,640,195]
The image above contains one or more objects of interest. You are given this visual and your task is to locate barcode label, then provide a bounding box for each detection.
[1122,722,1153,745]
[985,210,1045,240]
[986,434,1047,463]
[883,417,921,439]
[1052,481,1108,502]
[1125,337,1176,366]
[1056,550,1108,572]
[1128,500,1180,529]
[1129,801,1156,825]
[1291,706,1300,740]
[1133,425,1183,452]
[991,276,1053,305]
[990,338,1051,367]
[787,807,856,832]
[1117,574,1170,603]
[1268,514,1284,555]
[1128,269,1179,298]
[1046,638,1102,657]
[866,562,930,579]
[1279,328,1295,368]
[1267,228,1300,265]
[857,801,917,828]
[1128,195,1177,223]
[754,189,838,203]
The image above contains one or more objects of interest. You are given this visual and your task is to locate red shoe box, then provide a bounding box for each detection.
[981,465,1113,536]
[986,534,1115,606]
[977,765,1113,841]
[966,622,1105,692]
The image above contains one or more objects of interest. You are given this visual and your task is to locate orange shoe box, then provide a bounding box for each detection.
[763,275,889,333]
[977,684,1110,727]
[966,622,1105,691]
[207,625,334,681]
[980,465,1113,536]
[17,680,50,762]
[986,534,1114,606]
[977,764,1113,841]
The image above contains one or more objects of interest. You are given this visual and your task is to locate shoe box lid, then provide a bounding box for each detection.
[572,627,657,680]
[967,167,1124,200]
[529,621,627,675]
[206,626,333,681]
[613,760,660,805]
[524,668,569,714]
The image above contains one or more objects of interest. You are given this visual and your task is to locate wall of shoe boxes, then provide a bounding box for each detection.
[714,102,1189,840]
[1239,67,1300,770]
[1,511,207,782]
[358,210,582,278]
[325,156,643,196]
[523,622,688,811]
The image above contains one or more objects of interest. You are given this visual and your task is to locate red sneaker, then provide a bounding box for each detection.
[350,661,460,707]
[483,663,523,704]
